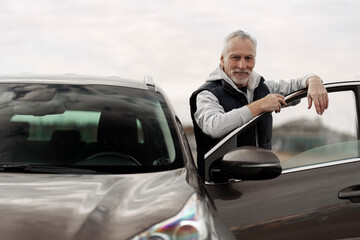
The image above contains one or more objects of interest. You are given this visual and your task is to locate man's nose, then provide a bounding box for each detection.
[238,58,246,69]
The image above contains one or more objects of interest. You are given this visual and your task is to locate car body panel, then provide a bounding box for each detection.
[0,169,196,240]
[0,75,236,240]
[206,160,360,239]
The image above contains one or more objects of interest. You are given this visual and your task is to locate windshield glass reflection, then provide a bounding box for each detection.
[0,84,183,173]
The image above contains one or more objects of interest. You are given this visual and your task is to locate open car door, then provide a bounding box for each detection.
[205,82,360,239]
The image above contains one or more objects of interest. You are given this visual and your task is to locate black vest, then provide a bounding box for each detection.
[189,77,272,180]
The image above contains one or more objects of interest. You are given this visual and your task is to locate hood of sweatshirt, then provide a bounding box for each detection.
[206,66,262,103]
[206,66,262,92]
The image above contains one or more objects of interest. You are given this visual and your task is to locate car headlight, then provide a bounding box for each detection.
[131,193,214,240]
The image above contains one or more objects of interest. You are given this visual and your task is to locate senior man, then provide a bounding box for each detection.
[190,29,329,181]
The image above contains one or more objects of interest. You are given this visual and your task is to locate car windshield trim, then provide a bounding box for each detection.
[0,164,98,174]
[0,163,184,174]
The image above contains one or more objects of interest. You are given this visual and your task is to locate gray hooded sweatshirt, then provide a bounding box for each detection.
[194,66,314,139]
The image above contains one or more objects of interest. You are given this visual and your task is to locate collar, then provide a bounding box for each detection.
[207,65,262,92]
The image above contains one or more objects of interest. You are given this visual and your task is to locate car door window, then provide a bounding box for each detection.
[272,90,358,169]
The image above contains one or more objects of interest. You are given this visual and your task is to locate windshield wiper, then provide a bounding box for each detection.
[0,164,98,174]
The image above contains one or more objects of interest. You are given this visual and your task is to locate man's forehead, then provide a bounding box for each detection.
[226,37,256,56]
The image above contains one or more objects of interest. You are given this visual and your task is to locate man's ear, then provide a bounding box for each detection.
[220,55,224,68]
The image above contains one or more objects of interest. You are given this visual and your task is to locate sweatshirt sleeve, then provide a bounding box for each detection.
[265,74,317,95]
[194,90,253,139]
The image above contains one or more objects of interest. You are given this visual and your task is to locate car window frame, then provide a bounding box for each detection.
[204,81,360,181]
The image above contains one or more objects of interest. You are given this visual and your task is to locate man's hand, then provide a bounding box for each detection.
[248,94,286,117]
[306,76,329,115]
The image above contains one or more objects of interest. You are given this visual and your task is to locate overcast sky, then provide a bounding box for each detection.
[1,0,360,125]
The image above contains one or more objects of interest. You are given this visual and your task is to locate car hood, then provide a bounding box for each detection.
[0,168,196,240]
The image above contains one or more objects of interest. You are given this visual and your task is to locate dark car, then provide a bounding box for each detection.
[0,74,238,240]
[0,75,359,240]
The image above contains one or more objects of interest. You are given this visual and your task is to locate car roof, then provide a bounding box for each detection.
[0,73,176,118]
[0,74,152,90]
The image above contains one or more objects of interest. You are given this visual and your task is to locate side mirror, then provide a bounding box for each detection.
[210,146,282,182]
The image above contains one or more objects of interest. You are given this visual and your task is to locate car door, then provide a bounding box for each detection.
[205,82,360,239]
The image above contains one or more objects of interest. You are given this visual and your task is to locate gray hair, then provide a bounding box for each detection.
[222,30,257,56]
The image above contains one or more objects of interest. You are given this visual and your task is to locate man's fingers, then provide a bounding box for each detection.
[320,93,329,113]
[307,95,313,110]
[315,97,323,115]
[306,76,329,115]
[273,94,286,106]
[275,102,281,113]
[308,92,328,115]
[320,94,326,113]
[324,93,329,110]
[278,98,286,106]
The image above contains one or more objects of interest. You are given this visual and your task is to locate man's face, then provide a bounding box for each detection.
[221,37,256,87]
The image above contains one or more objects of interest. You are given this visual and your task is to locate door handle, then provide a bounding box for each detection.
[339,185,360,203]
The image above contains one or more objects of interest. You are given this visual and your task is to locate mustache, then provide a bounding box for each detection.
[231,70,250,74]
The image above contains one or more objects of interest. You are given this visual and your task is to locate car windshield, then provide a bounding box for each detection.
[0,83,183,173]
